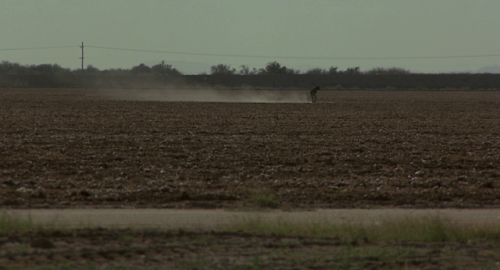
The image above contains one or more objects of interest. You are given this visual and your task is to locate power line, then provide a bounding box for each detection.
[0,46,77,51]
[86,45,500,60]
[1,44,499,61]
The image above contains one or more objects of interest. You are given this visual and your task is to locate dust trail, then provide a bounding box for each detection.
[96,89,310,103]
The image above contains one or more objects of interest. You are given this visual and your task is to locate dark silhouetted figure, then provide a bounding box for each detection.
[310,86,320,103]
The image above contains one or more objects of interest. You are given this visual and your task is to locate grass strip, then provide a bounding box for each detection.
[0,212,41,233]
[226,216,500,242]
[2,212,500,243]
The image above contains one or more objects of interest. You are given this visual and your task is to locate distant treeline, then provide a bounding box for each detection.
[1,60,499,89]
[0,60,410,76]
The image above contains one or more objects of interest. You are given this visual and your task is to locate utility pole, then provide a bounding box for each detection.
[80,42,84,75]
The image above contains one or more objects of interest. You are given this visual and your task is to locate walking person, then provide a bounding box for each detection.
[310,86,320,103]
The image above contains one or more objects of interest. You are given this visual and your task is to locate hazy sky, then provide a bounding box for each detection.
[1,0,499,74]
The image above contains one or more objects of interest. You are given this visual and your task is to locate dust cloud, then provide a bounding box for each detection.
[96,89,310,103]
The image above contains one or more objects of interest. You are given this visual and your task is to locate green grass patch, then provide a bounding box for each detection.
[0,213,41,233]
[251,194,278,208]
[248,189,279,208]
[226,216,500,242]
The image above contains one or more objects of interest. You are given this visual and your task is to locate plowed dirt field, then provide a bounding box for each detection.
[1,88,499,209]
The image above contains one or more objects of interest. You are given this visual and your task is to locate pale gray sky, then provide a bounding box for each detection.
[1,0,499,74]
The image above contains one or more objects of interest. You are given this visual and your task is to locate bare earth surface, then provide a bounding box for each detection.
[1,88,500,269]
[1,88,499,208]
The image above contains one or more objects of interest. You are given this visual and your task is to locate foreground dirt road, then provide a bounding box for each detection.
[4,208,500,229]
[3,208,500,269]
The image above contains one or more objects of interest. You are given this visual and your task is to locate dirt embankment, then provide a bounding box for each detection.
[3,224,499,269]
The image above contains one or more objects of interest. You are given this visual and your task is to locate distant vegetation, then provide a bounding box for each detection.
[0,60,414,76]
[0,61,74,75]
[363,67,411,75]
[209,62,366,75]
